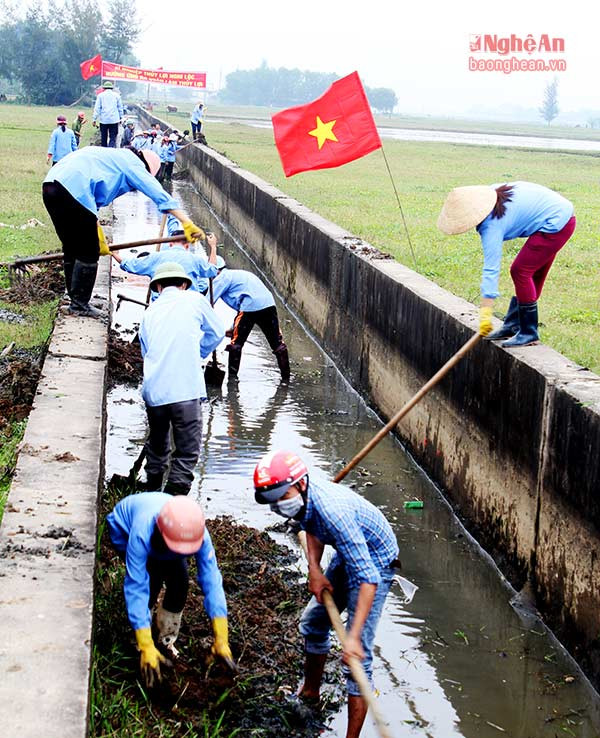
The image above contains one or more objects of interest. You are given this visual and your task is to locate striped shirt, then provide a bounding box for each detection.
[301,476,398,588]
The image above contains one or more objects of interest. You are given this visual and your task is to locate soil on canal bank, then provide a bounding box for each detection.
[94,483,342,737]
[0,261,64,433]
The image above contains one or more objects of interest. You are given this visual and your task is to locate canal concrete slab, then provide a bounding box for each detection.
[0,257,109,738]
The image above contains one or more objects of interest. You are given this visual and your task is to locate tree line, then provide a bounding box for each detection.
[0,0,139,105]
[222,63,398,114]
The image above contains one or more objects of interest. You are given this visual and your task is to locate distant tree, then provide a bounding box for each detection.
[100,0,140,64]
[222,64,338,107]
[366,87,398,115]
[0,0,140,104]
[539,77,559,125]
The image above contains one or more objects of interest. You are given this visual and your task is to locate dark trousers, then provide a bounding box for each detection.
[100,122,119,147]
[42,181,100,266]
[145,399,202,494]
[191,121,202,138]
[230,305,285,352]
[147,556,189,612]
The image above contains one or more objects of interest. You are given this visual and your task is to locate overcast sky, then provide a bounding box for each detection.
[137,0,599,117]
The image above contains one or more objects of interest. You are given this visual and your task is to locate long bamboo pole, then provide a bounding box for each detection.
[334,332,482,483]
[0,235,188,269]
[297,532,393,738]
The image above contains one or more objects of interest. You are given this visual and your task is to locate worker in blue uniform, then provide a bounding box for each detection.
[106,493,234,686]
[113,215,217,299]
[212,256,290,380]
[42,146,204,317]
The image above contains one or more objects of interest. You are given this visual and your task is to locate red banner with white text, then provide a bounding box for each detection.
[101,62,206,88]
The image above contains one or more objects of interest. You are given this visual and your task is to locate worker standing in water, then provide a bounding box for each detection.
[212,255,290,381]
[253,450,399,738]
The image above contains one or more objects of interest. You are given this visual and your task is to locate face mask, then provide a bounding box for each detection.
[270,494,304,519]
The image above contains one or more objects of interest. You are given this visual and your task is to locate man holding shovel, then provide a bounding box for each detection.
[106,493,234,686]
[139,262,224,494]
[253,450,399,738]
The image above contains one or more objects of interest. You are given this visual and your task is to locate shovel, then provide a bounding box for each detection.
[109,444,146,492]
[203,277,225,387]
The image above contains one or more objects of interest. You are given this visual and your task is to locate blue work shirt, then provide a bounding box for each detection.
[300,476,399,588]
[44,147,179,216]
[212,268,275,313]
[165,141,180,162]
[190,104,204,124]
[106,492,227,631]
[120,245,217,299]
[477,181,573,299]
[93,89,124,125]
[47,127,77,162]
[139,286,224,406]
[132,136,148,150]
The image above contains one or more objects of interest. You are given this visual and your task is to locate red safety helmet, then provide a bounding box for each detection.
[77,111,85,118]
[157,496,205,554]
[253,450,308,503]
[56,115,67,123]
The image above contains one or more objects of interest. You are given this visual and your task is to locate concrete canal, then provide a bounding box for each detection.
[105,181,600,738]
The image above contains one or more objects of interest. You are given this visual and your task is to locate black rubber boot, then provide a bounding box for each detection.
[502,302,539,347]
[226,344,242,378]
[163,481,190,496]
[487,296,519,340]
[274,344,290,381]
[68,260,102,318]
[63,258,75,297]
[138,472,164,492]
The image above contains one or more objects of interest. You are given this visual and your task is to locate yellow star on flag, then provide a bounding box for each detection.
[90,64,96,72]
[308,116,338,149]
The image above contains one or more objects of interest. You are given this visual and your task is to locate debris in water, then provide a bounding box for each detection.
[404,500,424,509]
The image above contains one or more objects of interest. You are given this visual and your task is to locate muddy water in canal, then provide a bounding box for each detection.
[106,183,600,738]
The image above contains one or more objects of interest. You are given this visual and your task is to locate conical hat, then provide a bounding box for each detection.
[437,185,497,235]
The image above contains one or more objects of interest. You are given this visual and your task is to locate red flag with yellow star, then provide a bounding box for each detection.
[272,72,382,177]
[80,54,102,81]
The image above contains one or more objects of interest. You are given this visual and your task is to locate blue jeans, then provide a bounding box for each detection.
[299,556,395,696]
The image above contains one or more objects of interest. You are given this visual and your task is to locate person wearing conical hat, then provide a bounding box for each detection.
[437,182,575,347]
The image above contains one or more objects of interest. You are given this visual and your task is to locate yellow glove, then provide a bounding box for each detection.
[211,617,237,671]
[135,627,167,687]
[479,305,494,337]
[182,220,206,243]
[97,224,110,256]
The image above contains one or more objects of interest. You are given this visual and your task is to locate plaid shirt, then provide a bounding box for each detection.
[301,476,399,588]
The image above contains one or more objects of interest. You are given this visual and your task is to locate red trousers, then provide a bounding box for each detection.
[510,215,576,303]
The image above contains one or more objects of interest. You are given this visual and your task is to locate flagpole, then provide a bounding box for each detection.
[380,146,419,271]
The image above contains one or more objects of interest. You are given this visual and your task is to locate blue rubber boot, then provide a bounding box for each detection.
[487,296,519,340]
[502,302,539,347]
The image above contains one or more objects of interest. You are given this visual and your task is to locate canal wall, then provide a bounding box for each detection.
[0,224,111,737]
[139,110,600,683]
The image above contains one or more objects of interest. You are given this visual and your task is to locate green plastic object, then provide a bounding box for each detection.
[403,500,424,509]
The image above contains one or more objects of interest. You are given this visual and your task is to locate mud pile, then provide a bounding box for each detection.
[0,348,44,431]
[0,260,64,304]
[94,500,341,736]
[107,331,143,387]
